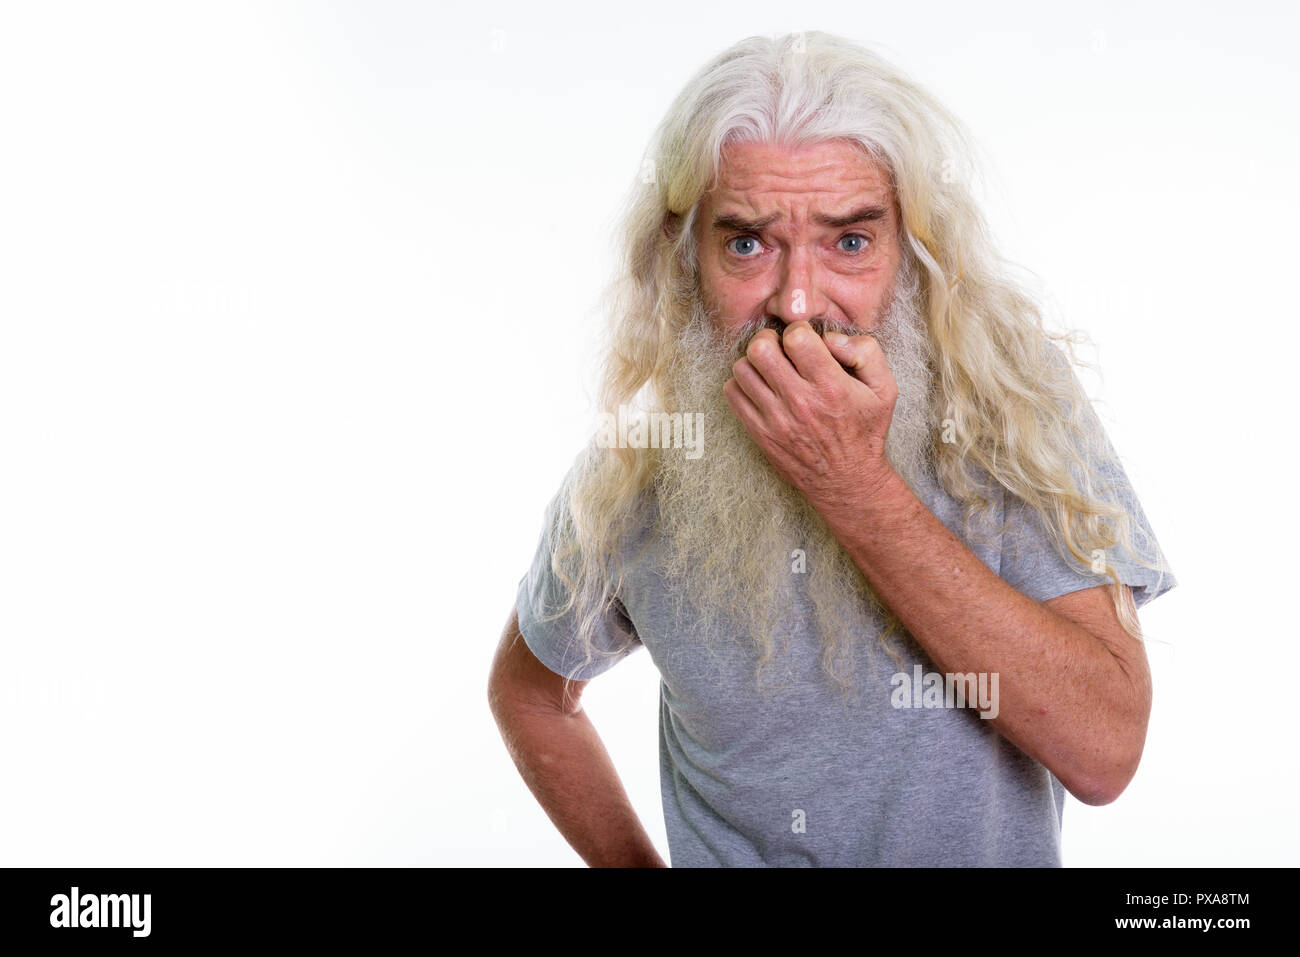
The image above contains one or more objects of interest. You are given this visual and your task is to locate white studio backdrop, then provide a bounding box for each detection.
[0,0,1295,867]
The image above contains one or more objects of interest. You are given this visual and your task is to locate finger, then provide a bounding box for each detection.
[779,320,843,386]
[723,376,765,435]
[731,355,778,414]
[824,331,897,401]
[744,328,802,399]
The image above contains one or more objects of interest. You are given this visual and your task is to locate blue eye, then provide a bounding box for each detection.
[839,233,870,253]
[726,234,870,257]
[727,236,762,257]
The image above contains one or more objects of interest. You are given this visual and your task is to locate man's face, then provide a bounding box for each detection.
[694,139,903,340]
[654,142,933,686]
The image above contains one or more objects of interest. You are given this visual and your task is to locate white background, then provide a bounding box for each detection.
[0,0,1295,866]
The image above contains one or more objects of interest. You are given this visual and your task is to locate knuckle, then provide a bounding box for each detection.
[787,390,814,419]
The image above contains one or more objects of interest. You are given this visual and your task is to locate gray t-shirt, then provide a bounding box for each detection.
[515,438,1175,867]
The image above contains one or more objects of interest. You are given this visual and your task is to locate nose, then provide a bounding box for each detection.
[763,243,829,328]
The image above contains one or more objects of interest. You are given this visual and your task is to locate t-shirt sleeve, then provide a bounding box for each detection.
[997,393,1177,610]
[514,479,643,681]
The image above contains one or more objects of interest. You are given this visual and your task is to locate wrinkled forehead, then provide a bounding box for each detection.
[707,138,894,212]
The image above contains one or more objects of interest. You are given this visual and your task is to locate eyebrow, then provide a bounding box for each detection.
[711,204,889,233]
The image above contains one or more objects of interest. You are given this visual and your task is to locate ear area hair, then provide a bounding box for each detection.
[662,212,681,240]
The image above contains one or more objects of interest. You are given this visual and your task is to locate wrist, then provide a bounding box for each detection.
[808,461,908,528]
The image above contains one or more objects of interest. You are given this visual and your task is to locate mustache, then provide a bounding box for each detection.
[731,314,874,358]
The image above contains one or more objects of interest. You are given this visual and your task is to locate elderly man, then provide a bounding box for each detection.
[488,31,1175,867]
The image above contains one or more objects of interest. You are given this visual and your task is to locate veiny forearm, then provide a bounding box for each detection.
[492,698,667,867]
[816,466,1147,804]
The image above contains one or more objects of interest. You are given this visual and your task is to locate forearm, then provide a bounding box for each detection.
[816,466,1147,803]
[492,699,667,867]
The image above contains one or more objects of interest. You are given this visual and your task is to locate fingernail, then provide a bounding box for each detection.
[826,332,848,346]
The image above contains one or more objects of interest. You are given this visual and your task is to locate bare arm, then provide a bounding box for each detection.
[487,606,667,867]
[817,469,1152,806]
[726,322,1152,805]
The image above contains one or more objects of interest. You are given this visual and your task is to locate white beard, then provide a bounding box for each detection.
[651,258,936,689]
